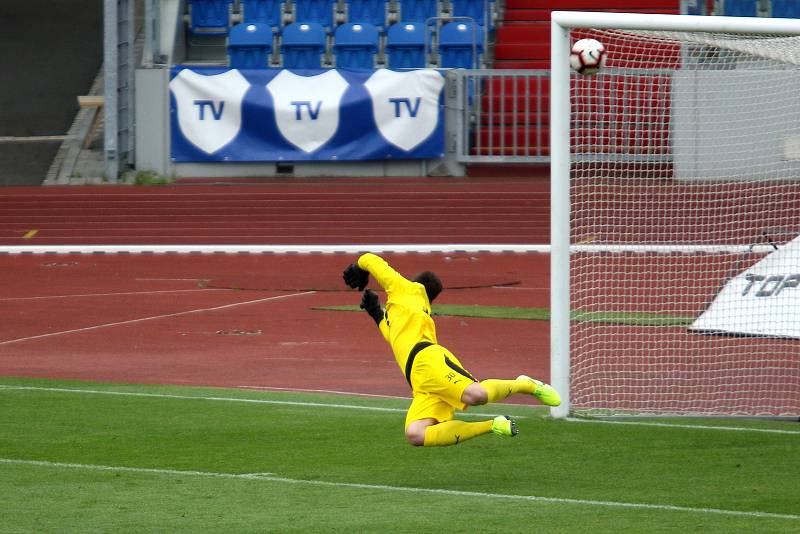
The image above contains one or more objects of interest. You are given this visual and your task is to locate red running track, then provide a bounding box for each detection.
[0,178,553,402]
[0,252,551,398]
[0,177,551,246]
[2,178,796,415]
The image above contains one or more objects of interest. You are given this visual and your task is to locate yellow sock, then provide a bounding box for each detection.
[480,378,534,403]
[423,420,493,446]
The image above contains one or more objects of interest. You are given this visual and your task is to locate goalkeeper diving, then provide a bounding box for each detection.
[343,253,561,447]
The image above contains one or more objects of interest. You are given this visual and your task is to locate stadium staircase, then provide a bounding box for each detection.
[474,0,680,159]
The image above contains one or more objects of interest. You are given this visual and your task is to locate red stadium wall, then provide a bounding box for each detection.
[481,1,681,157]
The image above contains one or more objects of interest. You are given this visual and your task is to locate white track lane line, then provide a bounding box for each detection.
[0,244,549,254]
[0,291,314,346]
[0,458,798,521]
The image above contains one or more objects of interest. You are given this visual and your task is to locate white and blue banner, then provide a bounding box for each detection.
[169,67,445,162]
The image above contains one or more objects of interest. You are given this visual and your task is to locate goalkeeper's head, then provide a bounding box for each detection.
[413,271,443,303]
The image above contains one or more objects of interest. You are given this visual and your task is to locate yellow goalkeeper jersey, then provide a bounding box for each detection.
[357,253,437,372]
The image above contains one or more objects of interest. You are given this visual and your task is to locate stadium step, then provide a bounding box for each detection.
[478,112,550,126]
[484,1,681,159]
[476,127,549,147]
[492,59,550,69]
[480,94,550,112]
[495,22,549,42]
[470,146,551,157]
[482,76,550,93]
[493,42,549,61]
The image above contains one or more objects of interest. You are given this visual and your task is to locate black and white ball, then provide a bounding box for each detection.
[569,38,607,75]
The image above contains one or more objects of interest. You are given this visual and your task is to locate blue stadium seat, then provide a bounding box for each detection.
[438,21,483,68]
[333,23,379,69]
[292,0,337,30]
[719,0,758,17]
[396,0,439,23]
[449,0,493,30]
[343,0,388,30]
[241,0,284,29]
[771,0,800,18]
[188,0,233,34]
[281,22,327,68]
[385,22,427,69]
[228,22,273,68]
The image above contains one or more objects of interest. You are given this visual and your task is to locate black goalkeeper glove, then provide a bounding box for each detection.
[343,263,369,291]
[360,289,384,325]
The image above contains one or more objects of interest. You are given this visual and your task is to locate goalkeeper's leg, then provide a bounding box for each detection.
[406,417,517,446]
[404,395,517,446]
[425,348,560,407]
[467,377,561,407]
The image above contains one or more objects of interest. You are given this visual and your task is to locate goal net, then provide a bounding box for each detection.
[550,12,800,417]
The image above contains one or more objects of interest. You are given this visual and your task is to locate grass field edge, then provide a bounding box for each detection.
[2,457,800,522]
[2,376,797,433]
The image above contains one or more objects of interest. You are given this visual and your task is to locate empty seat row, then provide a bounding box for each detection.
[228,20,483,69]
[188,0,495,34]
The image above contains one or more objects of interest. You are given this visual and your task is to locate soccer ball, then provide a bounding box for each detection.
[569,38,607,75]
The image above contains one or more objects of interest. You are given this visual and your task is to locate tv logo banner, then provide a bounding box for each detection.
[169,67,445,162]
[691,235,800,338]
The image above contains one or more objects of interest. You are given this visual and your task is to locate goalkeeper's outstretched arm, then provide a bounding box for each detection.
[356,253,405,293]
[343,253,406,294]
[360,289,384,325]
[360,289,390,342]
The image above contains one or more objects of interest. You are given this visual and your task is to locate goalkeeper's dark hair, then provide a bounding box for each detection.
[413,271,443,302]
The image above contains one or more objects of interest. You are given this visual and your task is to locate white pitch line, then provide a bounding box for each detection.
[0,291,314,346]
[0,385,512,419]
[1,388,790,434]
[0,385,409,414]
[237,384,411,400]
[567,417,800,435]
[1,458,798,521]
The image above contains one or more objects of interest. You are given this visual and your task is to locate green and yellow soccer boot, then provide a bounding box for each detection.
[517,375,562,407]
[491,415,519,437]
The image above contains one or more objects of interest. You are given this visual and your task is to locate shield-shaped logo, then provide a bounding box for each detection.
[364,69,444,152]
[170,69,250,154]
[266,70,349,153]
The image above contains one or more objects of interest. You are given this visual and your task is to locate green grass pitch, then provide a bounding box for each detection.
[317,304,695,326]
[1,377,799,533]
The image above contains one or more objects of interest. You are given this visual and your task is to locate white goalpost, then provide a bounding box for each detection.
[550,12,800,418]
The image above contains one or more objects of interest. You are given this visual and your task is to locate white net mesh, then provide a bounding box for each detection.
[568,27,800,416]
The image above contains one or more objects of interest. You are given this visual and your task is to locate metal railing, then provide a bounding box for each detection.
[448,69,550,163]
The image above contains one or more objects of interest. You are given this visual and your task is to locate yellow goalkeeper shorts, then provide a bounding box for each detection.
[404,344,477,429]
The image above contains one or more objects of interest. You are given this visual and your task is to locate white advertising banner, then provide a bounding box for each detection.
[169,69,249,155]
[266,69,349,154]
[169,67,445,162]
[364,69,445,152]
[691,235,800,338]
